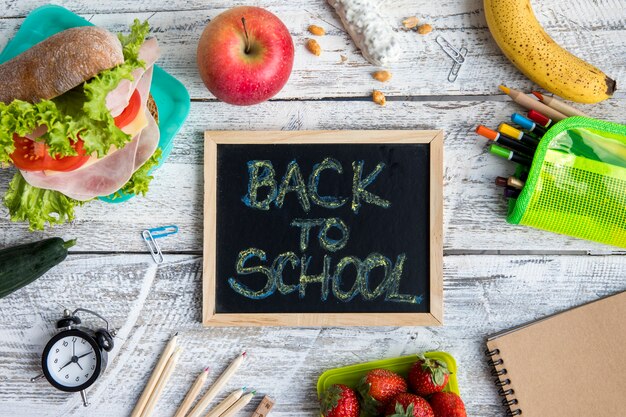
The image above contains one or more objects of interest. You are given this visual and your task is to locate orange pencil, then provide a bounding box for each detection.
[499,85,567,121]
[531,91,589,118]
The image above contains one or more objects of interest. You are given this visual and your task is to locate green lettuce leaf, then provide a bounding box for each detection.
[3,171,84,231]
[111,147,162,199]
[0,19,150,162]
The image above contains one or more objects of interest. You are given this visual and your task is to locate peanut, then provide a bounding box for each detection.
[306,39,321,56]
[417,24,433,35]
[372,90,386,106]
[372,70,392,82]
[402,16,419,29]
[308,25,326,36]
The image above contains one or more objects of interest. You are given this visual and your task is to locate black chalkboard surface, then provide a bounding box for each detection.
[203,131,443,326]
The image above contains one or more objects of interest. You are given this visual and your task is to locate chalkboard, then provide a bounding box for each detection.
[203,131,443,326]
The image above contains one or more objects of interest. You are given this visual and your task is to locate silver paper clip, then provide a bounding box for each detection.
[142,225,178,264]
[448,47,468,82]
[435,35,465,64]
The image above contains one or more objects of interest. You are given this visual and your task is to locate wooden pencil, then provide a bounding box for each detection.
[531,91,590,117]
[131,333,179,417]
[204,388,245,417]
[219,392,255,417]
[186,352,247,417]
[173,367,210,417]
[142,347,183,417]
[499,85,568,121]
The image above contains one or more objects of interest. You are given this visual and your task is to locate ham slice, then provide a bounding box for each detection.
[21,62,160,201]
[106,37,160,117]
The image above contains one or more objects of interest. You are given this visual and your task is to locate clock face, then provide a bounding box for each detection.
[42,329,102,392]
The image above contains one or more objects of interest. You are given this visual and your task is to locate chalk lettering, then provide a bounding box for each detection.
[228,248,275,299]
[299,255,331,300]
[384,254,422,304]
[318,218,349,252]
[272,252,300,295]
[242,161,277,210]
[309,158,348,209]
[291,218,325,251]
[360,253,392,300]
[275,160,311,211]
[332,256,360,302]
[351,161,391,214]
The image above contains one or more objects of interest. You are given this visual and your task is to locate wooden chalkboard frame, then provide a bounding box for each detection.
[203,130,443,326]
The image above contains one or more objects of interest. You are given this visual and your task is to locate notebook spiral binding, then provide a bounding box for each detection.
[485,348,522,416]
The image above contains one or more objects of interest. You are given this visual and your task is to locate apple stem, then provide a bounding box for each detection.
[241,17,251,54]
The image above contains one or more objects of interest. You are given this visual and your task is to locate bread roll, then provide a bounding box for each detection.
[0,26,124,104]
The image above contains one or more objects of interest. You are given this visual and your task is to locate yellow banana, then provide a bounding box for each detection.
[484,0,616,103]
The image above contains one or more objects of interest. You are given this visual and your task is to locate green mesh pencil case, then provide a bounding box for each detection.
[507,116,626,248]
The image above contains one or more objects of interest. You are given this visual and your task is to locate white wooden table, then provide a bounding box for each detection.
[0,1,624,416]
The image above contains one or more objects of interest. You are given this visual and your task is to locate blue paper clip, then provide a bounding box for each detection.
[142,225,179,264]
[144,225,179,240]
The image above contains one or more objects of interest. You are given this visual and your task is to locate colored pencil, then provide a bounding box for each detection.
[499,85,567,121]
[507,177,525,190]
[495,176,508,187]
[531,91,589,118]
[498,123,540,148]
[204,388,246,417]
[511,113,547,136]
[186,352,247,417]
[219,391,256,417]
[504,187,521,198]
[527,109,553,128]
[142,348,183,417]
[131,333,179,417]
[173,368,210,417]
[489,144,532,166]
[476,125,535,156]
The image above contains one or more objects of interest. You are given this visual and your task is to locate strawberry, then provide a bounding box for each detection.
[357,368,408,415]
[408,354,450,396]
[385,393,434,417]
[320,384,360,417]
[428,392,467,417]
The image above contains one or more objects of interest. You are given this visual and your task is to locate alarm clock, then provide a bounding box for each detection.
[31,308,116,407]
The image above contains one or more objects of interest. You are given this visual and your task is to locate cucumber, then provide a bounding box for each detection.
[0,238,76,299]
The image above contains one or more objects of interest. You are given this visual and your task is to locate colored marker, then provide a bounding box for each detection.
[504,187,521,199]
[507,176,525,190]
[489,144,532,166]
[511,113,547,136]
[475,125,535,156]
[499,85,567,121]
[498,123,540,148]
[527,109,553,128]
[495,176,508,187]
[531,91,589,118]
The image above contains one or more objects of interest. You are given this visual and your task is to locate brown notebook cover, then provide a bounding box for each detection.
[486,291,626,417]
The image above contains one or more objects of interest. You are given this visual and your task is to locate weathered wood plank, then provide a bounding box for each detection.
[0,2,624,99]
[0,253,623,416]
[1,99,623,253]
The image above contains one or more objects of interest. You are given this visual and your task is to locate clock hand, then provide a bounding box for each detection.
[76,362,83,371]
[58,359,73,372]
[76,351,92,360]
[73,339,76,356]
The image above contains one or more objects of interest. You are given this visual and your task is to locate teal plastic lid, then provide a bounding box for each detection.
[0,4,190,203]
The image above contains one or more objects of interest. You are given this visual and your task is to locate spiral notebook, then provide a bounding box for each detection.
[485,291,626,417]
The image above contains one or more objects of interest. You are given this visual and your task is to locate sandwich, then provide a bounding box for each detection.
[0,20,161,230]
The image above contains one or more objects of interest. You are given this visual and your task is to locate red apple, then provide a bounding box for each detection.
[197,6,294,105]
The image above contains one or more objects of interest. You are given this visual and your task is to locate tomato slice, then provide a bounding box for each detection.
[114,89,141,129]
[10,134,90,172]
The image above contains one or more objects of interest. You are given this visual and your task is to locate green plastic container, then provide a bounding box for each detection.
[0,4,190,203]
[317,351,460,414]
